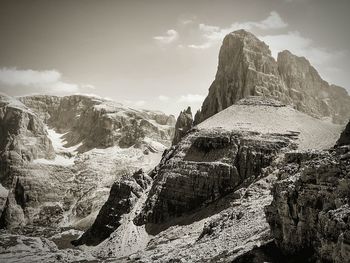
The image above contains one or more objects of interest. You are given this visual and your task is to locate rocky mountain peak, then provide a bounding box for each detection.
[172,106,193,145]
[195,30,350,125]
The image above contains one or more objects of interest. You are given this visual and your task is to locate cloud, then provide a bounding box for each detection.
[178,94,205,103]
[189,11,287,49]
[180,19,194,25]
[81,84,95,90]
[123,99,146,108]
[0,68,79,93]
[158,95,169,101]
[260,31,345,67]
[153,29,179,44]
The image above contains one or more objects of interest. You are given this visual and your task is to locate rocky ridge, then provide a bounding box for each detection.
[194,30,350,125]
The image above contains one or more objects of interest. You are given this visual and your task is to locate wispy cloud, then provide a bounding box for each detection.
[158,95,169,101]
[189,11,287,49]
[0,68,79,93]
[260,31,346,67]
[153,29,179,44]
[123,99,146,108]
[178,94,205,103]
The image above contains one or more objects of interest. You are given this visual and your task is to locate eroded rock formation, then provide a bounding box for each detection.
[195,30,350,124]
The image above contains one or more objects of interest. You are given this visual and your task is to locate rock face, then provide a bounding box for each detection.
[265,125,350,263]
[135,129,291,225]
[0,94,175,231]
[172,106,193,145]
[194,30,350,124]
[72,169,152,246]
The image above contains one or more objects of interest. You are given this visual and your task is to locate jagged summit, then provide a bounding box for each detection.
[195,29,350,125]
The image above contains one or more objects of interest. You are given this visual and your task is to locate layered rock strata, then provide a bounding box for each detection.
[134,129,292,225]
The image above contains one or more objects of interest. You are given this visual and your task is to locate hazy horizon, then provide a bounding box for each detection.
[1,0,349,115]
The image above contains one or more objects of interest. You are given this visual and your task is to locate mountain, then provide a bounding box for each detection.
[1,29,349,263]
[0,93,175,232]
[194,30,350,125]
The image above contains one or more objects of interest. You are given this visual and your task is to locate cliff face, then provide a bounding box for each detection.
[195,30,350,124]
[265,122,350,263]
[135,129,290,225]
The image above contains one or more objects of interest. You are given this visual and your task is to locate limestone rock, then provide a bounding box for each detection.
[195,30,350,124]
[172,106,193,145]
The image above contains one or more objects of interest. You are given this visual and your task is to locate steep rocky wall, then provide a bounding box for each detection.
[195,30,350,124]
[265,141,350,262]
[134,128,292,225]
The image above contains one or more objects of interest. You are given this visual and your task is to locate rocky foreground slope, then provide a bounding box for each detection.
[194,30,350,125]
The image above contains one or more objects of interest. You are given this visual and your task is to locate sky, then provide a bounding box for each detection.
[0,0,349,115]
